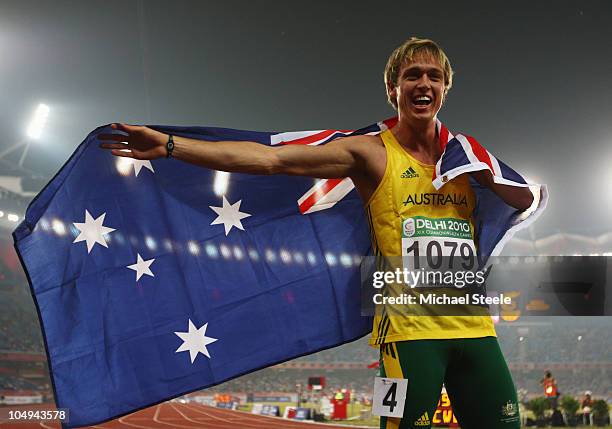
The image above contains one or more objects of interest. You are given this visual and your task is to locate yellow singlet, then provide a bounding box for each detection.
[367,129,495,346]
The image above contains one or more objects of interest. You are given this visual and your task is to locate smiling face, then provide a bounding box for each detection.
[388,53,446,125]
[383,38,453,126]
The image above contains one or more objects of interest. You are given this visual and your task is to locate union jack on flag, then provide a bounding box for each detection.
[277,117,543,232]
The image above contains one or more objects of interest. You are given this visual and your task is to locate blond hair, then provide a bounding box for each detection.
[384,37,454,110]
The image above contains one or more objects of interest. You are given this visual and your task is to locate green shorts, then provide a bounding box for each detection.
[379,337,520,429]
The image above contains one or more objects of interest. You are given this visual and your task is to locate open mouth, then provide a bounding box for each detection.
[412,95,432,108]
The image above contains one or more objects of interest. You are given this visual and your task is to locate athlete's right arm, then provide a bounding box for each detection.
[98,123,369,179]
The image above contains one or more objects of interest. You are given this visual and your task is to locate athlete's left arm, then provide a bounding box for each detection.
[470,170,534,211]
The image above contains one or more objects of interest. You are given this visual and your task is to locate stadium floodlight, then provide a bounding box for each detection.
[26,103,50,140]
[0,210,4,218]
[7,213,19,222]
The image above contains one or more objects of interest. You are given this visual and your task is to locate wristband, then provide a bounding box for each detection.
[166,135,175,158]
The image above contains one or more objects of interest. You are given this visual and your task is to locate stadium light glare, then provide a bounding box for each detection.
[26,103,50,140]
[293,251,305,264]
[523,175,541,185]
[280,249,292,264]
[187,241,200,255]
[114,233,125,245]
[325,252,338,266]
[577,335,582,341]
[220,244,231,259]
[145,235,157,251]
[213,171,230,196]
[39,218,50,230]
[0,210,4,218]
[115,156,133,176]
[52,219,66,235]
[7,213,19,222]
[265,249,277,263]
[205,244,218,258]
[233,246,243,260]
[248,248,260,261]
[340,253,352,267]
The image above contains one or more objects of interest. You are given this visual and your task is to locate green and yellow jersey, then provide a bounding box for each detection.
[367,129,495,345]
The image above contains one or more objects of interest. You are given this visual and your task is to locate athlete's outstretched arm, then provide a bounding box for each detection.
[98,123,368,179]
[471,170,534,211]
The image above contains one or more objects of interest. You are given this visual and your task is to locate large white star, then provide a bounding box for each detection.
[174,319,218,363]
[127,253,155,281]
[73,210,116,253]
[209,196,251,236]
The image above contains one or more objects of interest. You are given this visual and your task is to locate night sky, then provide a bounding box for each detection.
[1,0,611,236]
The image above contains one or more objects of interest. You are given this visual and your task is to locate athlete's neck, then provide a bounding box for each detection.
[391,118,441,164]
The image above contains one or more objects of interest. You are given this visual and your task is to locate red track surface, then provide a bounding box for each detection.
[0,402,369,429]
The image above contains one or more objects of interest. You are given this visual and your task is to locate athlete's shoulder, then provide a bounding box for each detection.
[331,133,383,150]
[346,135,385,166]
[332,133,381,144]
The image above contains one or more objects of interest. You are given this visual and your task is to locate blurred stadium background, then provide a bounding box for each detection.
[2,1,612,426]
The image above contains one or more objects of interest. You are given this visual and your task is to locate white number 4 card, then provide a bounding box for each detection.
[372,377,408,418]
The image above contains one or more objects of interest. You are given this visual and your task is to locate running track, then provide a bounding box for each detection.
[0,402,371,429]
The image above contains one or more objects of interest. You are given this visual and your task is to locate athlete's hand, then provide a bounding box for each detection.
[470,168,534,210]
[98,123,168,160]
[469,169,494,186]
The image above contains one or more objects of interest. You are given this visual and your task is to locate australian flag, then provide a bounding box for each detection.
[13,117,547,428]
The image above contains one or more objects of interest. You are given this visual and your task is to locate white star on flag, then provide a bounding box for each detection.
[209,196,251,235]
[174,319,218,363]
[117,151,154,176]
[73,210,116,253]
[127,253,155,281]
[129,159,154,176]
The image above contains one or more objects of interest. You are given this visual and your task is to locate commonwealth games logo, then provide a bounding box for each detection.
[403,218,416,237]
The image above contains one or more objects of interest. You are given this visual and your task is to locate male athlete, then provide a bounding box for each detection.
[99,38,532,429]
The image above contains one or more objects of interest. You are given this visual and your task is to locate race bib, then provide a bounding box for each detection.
[402,216,476,275]
[372,377,408,418]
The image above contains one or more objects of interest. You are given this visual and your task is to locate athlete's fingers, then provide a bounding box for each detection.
[111,123,139,133]
[99,143,129,150]
[97,134,129,142]
[111,149,135,158]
